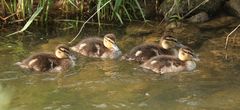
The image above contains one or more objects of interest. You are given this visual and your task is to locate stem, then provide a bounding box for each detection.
[183,0,209,19]
[68,0,111,44]
[224,23,240,50]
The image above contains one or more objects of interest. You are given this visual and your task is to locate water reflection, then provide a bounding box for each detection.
[0,84,13,110]
[0,20,240,109]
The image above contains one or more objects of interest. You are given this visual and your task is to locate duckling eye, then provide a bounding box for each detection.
[107,39,114,44]
[58,51,62,54]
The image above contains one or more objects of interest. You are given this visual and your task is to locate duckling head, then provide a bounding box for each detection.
[103,33,120,51]
[55,44,76,60]
[160,35,181,49]
[178,47,199,61]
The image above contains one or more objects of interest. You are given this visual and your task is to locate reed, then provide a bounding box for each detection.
[164,0,209,21]
[6,6,44,37]
[96,0,146,25]
[225,23,240,50]
[3,0,146,36]
[1,0,146,24]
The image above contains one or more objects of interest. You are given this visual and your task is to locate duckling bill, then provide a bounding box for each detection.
[140,47,199,74]
[71,33,122,59]
[15,44,76,72]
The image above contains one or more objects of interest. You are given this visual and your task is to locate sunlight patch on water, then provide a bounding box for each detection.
[0,71,27,81]
[1,21,240,110]
[0,84,13,110]
[92,103,108,109]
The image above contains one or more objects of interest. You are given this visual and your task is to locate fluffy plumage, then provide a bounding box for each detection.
[16,44,75,72]
[122,35,181,63]
[140,47,199,74]
[71,33,122,59]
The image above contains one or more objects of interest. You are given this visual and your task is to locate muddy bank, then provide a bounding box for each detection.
[1,0,240,25]
[123,15,240,60]
[122,15,240,76]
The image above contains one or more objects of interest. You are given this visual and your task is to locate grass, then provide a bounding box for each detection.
[96,0,146,25]
[6,6,44,37]
[2,0,146,36]
[1,0,146,24]
[225,23,240,50]
[164,0,209,21]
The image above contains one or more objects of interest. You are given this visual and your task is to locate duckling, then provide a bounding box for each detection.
[140,47,199,74]
[71,33,122,59]
[15,44,76,72]
[122,35,183,63]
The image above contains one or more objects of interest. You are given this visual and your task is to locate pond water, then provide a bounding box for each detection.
[0,18,240,110]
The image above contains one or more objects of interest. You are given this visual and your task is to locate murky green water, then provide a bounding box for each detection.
[1,19,240,110]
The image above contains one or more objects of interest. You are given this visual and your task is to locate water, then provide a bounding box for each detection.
[0,19,240,110]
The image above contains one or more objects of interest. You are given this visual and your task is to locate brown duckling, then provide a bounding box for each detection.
[121,35,183,63]
[16,44,76,72]
[71,33,122,59]
[140,47,199,74]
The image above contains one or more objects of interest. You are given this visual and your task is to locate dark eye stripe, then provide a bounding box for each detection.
[165,37,177,43]
[182,49,194,56]
[59,47,70,54]
[162,36,178,43]
[106,37,115,44]
[108,37,115,42]
[104,33,116,43]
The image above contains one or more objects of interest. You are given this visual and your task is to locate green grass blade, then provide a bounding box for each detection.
[21,0,25,18]
[6,7,44,37]
[44,0,51,21]
[69,0,111,44]
[133,0,146,21]
[123,5,132,21]
[115,12,123,24]
[13,0,17,12]
[126,2,137,18]
[113,0,122,11]
[19,7,43,32]
[97,0,102,26]
[67,0,79,9]
[109,2,122,24]
[2,0,12,13]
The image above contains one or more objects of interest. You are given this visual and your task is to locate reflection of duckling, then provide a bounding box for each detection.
[16,44,76,72]
[140,47,199,74]
[122,35,183,63]
[71,33,122,59]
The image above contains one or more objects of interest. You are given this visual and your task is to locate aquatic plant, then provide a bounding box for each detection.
[0,0,145,24]
[2,0,146,37]
[163,0,210,21]
[225,23,240,50]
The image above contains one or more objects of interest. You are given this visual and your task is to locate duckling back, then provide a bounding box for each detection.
[16,44,75,72]
[16,53,59,72]
[71,37,121,59]
[122,44,176,63]
[71,37,108,57]
[140,55,196,74]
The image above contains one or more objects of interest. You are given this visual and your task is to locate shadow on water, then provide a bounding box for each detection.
[0,19,240,110]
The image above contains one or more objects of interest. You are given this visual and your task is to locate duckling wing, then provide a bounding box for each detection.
[19,53,57,72]
[124,44,162,63]
[141,56,185,74]
[72,37,107,57]
[157,48,175,56]
[48,59,72,72]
